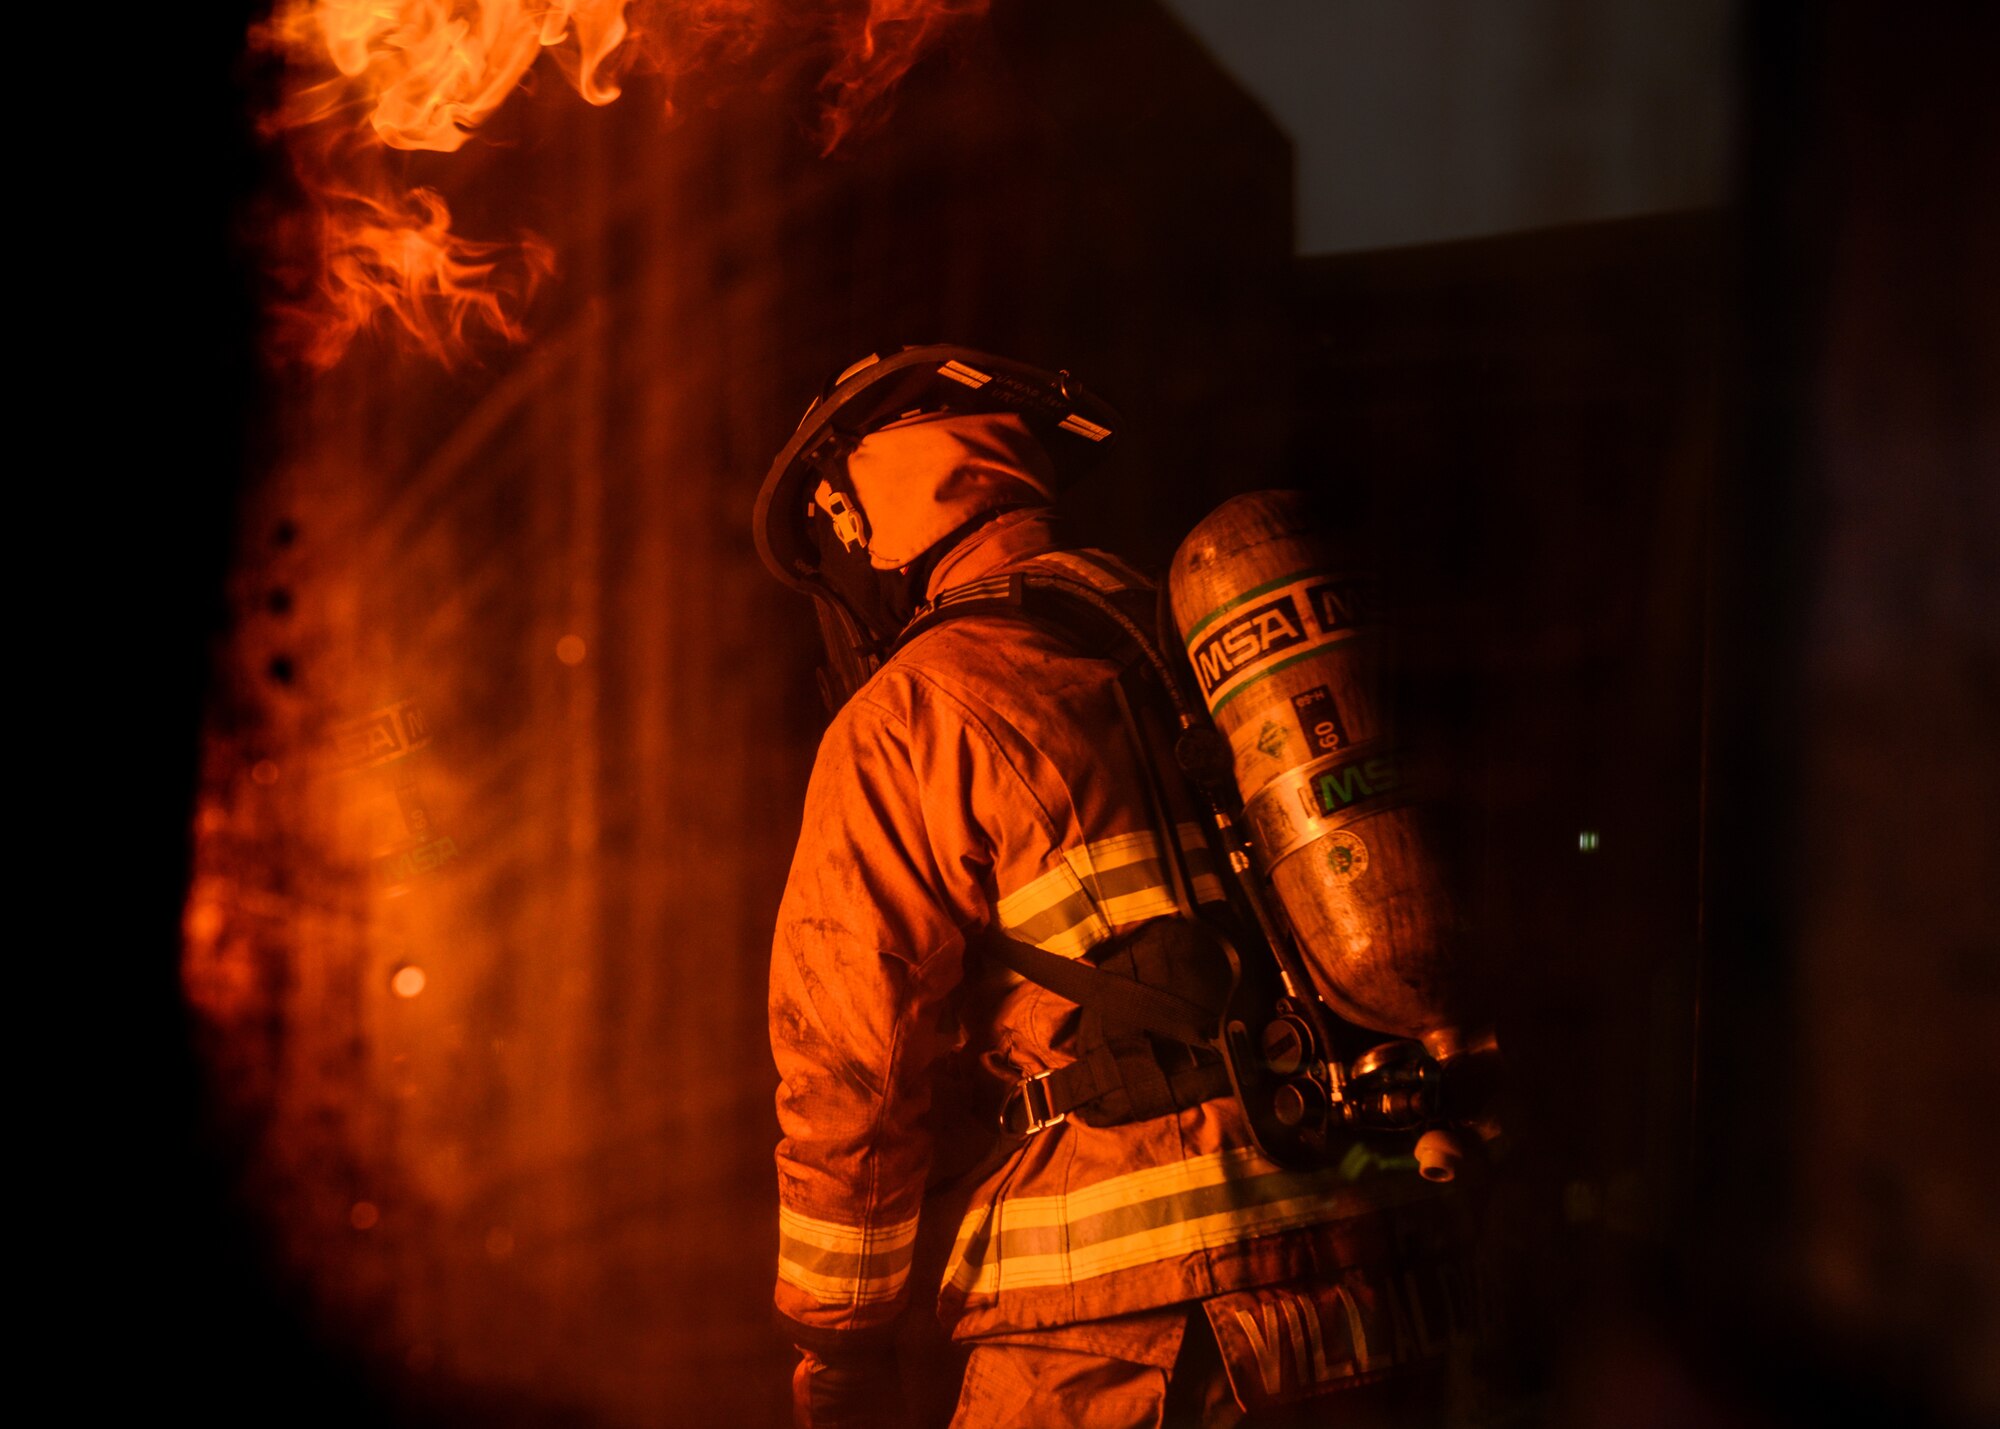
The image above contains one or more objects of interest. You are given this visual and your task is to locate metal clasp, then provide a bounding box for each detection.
[1001,1070,1067,1136]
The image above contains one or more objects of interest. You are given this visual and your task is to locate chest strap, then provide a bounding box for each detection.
[988,931,1216,1044]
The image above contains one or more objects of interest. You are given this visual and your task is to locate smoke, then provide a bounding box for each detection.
[816,0,989,153]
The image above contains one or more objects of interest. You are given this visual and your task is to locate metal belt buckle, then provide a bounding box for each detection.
[1002,1070,1066,1136]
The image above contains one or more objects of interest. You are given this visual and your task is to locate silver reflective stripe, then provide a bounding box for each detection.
[944,1147,1427,1295]
[997,823,1226,961]
[777,1206,920,1308]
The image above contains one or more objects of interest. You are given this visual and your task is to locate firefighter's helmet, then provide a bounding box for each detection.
[754,345,1120,709]
[754,345,1120,593]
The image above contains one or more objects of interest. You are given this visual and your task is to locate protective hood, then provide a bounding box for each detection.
[753,344,1119,715]
[754,345,1118,597]
[846,411,1056,569]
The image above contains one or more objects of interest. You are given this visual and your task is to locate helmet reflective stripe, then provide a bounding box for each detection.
[938,358,992,388]
[1058,413,1113,442]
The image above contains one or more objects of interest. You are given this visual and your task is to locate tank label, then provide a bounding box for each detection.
[1309,751,1402,817]
[1289,685,1348,755]
[1322,830,1369,881]
[1185,572,1375,713]
[1243,745,1411,867]
[1301,578,1375,635]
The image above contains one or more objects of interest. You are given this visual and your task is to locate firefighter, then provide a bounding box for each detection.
[756,348,1466,1428]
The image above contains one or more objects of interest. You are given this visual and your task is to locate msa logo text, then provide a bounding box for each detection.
[1190,596,1308,696]
[1302,577,1375,634]
[1310,752,1401,817]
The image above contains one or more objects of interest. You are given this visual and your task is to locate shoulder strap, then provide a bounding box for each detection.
[900,565,1270,1142]
[891,550,1160,671]
[986,931,1218,1046]
[909,571,1232,1046]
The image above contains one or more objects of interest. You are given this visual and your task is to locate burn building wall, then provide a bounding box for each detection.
[180,5,1293,1426]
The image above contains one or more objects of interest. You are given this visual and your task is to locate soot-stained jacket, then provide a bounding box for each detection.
[769,509,1434,1359]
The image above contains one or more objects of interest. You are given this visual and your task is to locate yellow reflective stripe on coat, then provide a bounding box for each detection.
[943,1149,1406,1297]
[777,1205,920,1307]
[996,822,1226,960]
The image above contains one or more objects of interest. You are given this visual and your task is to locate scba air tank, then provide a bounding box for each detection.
[1169,490,1473,1058]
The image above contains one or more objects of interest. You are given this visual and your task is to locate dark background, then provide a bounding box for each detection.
[124,2,1994,1425]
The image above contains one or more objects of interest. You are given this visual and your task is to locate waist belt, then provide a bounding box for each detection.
[1001,1041,1235,1136]
[990,924,1237,1137]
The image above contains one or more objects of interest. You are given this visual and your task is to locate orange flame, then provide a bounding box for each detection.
[258,1,986,369]
[273,0,635,151]
[276,183,557,370]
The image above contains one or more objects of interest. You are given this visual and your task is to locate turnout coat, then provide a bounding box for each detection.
[770,509,1443,1368]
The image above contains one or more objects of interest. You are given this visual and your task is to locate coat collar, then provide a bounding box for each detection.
[924,507,1063,601]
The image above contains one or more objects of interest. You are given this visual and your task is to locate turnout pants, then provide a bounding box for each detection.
[947,1309,1447,1429]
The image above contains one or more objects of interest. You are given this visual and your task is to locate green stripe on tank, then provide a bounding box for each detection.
[1208,643,1343,715]
[1180,567,1333,645]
